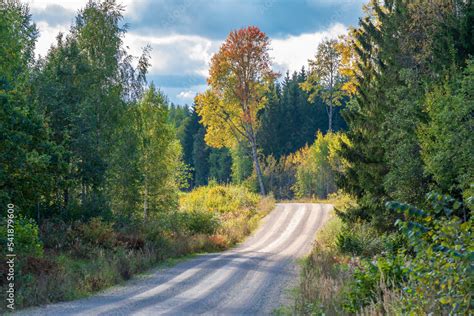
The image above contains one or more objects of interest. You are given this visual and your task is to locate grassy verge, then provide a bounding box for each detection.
[179,184,275,248]
[275,207,350,315]
[279,190,353,209]
[0,184,275,312]
[275,192,402,315]
[276,192,472,315]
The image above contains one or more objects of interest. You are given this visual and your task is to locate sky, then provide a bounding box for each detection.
[27,0,365,105]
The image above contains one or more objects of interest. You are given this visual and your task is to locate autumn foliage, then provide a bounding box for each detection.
[196,26,278,195]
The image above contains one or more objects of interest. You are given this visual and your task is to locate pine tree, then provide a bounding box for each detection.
[258,68,344,160]
[192,127,210,186]
[338,0,474,228]
[209,149,232,183]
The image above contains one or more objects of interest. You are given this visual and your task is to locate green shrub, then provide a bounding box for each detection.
[78,217,116,249]
[141,220,172,251]
[180,184,274,247]
[342,255,406,313]
[336,222,388,257]
[39,219,70,251]
[182,211,220,235]
[179,184,260,215]
[0,215,43,257]
[387,193,473,314]
[294,131,349,199]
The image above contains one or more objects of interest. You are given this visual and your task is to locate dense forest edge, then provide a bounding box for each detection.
[277,1,473,314]
[1,0,473,314]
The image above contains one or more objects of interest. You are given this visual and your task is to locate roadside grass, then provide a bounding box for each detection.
[274,192,407,316]
[179,184,275,248]
[279,190,353,210]
[274,193,355,315]
[288,211,353,315]
[1,184,275,312]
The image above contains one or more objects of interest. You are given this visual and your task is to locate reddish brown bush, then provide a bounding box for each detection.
[22,256,58,276]
[116,233,145,250]
[208,234,228,249]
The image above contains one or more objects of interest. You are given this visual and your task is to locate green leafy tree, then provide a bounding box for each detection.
[132,85,179,219]
[294,132,348,199]
[230,144,253,184]
[0,1,59,219]
[33,0,150,220]
[419,60,474,201]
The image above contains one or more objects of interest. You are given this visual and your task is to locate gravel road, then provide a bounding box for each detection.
[18,203,331,316]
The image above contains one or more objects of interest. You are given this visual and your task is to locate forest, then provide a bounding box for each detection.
[1,0,473,314]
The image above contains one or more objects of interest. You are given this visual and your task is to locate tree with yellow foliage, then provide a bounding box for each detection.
[195,26,277,195]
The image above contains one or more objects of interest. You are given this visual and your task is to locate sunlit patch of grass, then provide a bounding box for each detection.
[279,190,354,210]
[180,184,275,248]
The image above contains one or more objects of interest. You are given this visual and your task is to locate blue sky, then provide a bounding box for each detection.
[28,0,365,104]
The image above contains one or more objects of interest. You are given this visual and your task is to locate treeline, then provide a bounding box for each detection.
[338,0,473,229]
[289,0,473,314]
[169,69,345,193]
[1,1,183,224]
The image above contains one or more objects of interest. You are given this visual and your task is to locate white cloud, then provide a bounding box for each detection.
[163,84,206,105]
[123,32,219,77]
[31,0,146,58]
[270,23,347,74]
[27,0,84,11]
[26,0,142,15]
[123,23,349,82]
[35,21,70,57]
[177,90,196,100]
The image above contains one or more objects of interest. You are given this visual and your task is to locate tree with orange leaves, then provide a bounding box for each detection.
[195,26,277,195]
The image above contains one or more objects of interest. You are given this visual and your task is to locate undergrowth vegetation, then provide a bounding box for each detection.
[0,184,274,311]
[279,193,472,315]
[179,183,275,247]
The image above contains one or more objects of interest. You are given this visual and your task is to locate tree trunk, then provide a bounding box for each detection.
[64,188,69,209]
[328,76,334,132]
[81,182,86,205]
[250,140,266,196]
[143,176,148,221]
[328,99,333,132]
[36,202,40,224]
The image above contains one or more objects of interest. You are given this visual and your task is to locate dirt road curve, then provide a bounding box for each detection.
[19,203,331,316]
